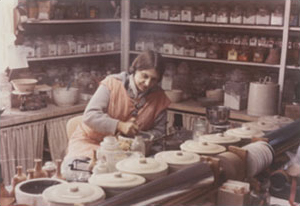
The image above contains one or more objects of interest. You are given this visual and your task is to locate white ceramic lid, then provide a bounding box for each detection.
[42,182,105,205]
[242,121,280,132]
[258,115,293,126]
[180,140,226,155]
[224,126,265,139]
[116,157,168,174]
[200,133,241,144]
[154,150,200,165]
[88,172,145,188]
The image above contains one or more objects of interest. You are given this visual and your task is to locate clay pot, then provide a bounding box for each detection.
[33,159,48,178]
[52,159,65,180]
[27,169,34,180]
[11,166,27,196]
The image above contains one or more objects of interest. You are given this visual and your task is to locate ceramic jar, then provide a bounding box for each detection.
[116,157,168,181]
[242,121,280,133]
[11,166,27,196]
[88,172,146,197]
[33,159,48,178]
[258,115,293,127]
[154,150,201,172]
[224,126,265,140]
[180,141,226,155]
[42,182,105,206]
[199,133,241,146]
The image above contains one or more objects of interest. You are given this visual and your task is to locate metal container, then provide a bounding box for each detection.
[206,106,230,125]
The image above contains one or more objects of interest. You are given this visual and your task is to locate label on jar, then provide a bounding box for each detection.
[173,46,184,55]
[184,48,195,57]
[140,8,148,19]
[100,43,108,52]
[163,43,174,54]
[159,10,169,20]
[243,16,256,24]
[217,15,229,24]
[249,37,258,47]
[271,14,283,25]
[106,42,114,51]
[230,16,242,24]
[24,46,35,58]
[196,51,207,58]
[68,43,77,54]
[256,15,270,25]
[194,14,205,22]
[135,41,145,51]
[77,44,87,54]
[48,44,57,56]
[181,10,192,22]
[148,10,158,20]
[206,14,217,23]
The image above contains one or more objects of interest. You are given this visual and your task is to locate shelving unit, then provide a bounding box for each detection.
[25,18,121,24]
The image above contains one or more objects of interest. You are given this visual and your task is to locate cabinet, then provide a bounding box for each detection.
[121,0,300,116]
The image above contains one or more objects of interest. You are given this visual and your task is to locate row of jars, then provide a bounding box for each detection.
[135,32,300,64]
[135,3,300,26]
[22,33,120,58]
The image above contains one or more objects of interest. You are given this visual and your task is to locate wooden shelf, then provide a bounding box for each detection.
[290,27,300,32]
[168,100,259,122]
[130,19,284,30]
[27,51,121,62]
[130,50,280,68]
[286,65,300,70]
[25,18,121,24]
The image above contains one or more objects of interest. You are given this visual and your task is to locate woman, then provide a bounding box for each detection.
[65,50,171,160]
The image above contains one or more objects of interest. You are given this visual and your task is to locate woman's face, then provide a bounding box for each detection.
[134,68,160,93]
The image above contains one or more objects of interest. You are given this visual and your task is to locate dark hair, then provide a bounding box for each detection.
[129,50,165,81]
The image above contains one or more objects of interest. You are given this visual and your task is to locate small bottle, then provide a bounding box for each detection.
[131,135,146,156]
[42,161,56,177]
[27,168,35,179]
[11,166,27,196]
[33,159,48,178]
[193,118,206,141]
[52,159,65,180]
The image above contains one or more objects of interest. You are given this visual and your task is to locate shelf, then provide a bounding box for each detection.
[27,51,121,62]
[130,19,284,30]
[130,50,280,68]
[290,27,300,32]
[286,65,300,70]
[25,18,121,24]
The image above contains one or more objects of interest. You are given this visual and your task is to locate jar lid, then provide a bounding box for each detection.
[200,133,241,144]
[42,182,105,205]
[180,140,226,155]
[242,121,280,132]
[154,150,200,165]
[224,126,265,139]
[100,136,119,150]
[88,172,145,189]
[258,115,293,127]
[116,157,168,175]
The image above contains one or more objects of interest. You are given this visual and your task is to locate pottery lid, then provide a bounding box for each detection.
[88,172,145,188]
[154,150,200,165]
[200,133,241,144]
[242,121,280,132]
[180,140,226,155]
[42,182,105,205]
[258,115,293,126]
[224,126,265,139]
[116,157,168,174]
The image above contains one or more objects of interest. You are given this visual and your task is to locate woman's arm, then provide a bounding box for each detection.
[145,110,168,139]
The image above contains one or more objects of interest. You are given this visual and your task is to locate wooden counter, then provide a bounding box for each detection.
[168,100,259,122]
[0,103,87,128]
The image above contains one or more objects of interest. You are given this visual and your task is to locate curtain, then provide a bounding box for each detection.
[45,114,80,161]
[0,121,46,185]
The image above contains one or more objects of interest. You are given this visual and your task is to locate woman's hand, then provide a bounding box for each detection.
[117,118,139,136]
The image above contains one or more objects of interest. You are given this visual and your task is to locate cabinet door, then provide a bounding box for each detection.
[0,121,46,185]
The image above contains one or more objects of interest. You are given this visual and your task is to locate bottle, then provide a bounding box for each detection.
[11,166,27,196]
[33,159,48,178]
[193,118,206,141]
[42,161,56,177]
[131,135,146,156]
[52,159,65,180]
[27,168,34,179]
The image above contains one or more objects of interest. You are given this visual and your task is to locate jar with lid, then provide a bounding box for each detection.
[192,118,207,141]
[113,34,121,50]
[47,36,57,56]
[148,4,159,20]
[76,35,87,54]
[243,5,256,24]
[227,46,238,61]
[173,36,185,56]
[23,37,35,58]
[27,0,38,19]
[66,35,77,55]
[144,34,155,50]
[105,34,114,51]
[163,38,174,55]
[181,6,193,22]
[256,5,271,25]
[207,43,220,59]
[194,4,206,22]
[35,36,48,57]
[216,6,229,24]
[169,6,181,21]
[89,5,99,19]
[159,5,170,21]
[205,4,218,23]
[140,3,150,19]
[253,47,267,63]
[289,7,299,26]
[135,34,145,51]
[230,4,243,24]
[271,4,284,26]
[195,42,208,58]
[184,40,196,57]
[238,46,250,62]
[56,35,69,56]
[95,35,104,52]
[100,35,108,52]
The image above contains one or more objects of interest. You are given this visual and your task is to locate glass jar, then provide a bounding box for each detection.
[148,4,159,20]
[163,38,174,55]
[271,4,284,26]
[135,34,146,51]
[173,37,185,56]
[289,7,299,26]
[35,37,48,57]
[217,6,229,24]
[140,3,150,19]
[181,6,193,22]
[243,5,256,25]
[105,34,114,51]
[47,36,57,56]
[194,5,206,22]
[192,118,207,141]
[205,4,218,23]
[89,5,99,19]
[56,35,69,56]
[169,6,181,21]
[23,37,35,58]
[66,35,77,55]
[76,36,87,54]
[159,5,170,21]
[195,43,208,58]
[256,5,271,25]
[238,46,250,62]
[230,4,243,24]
